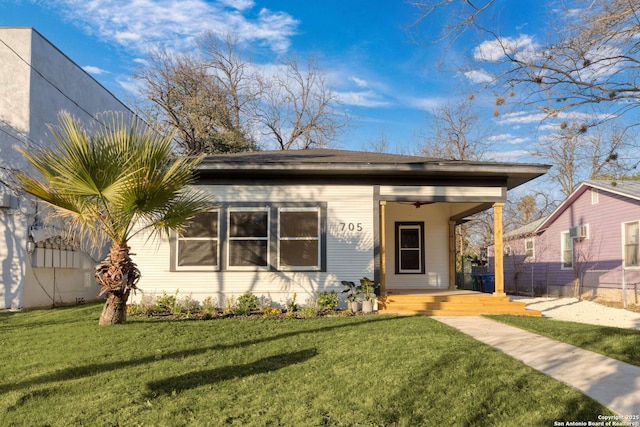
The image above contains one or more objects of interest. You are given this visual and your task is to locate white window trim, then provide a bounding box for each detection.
[561,230,573,270]
[175,210,220,271]
[227,207,270,271]
[397,223,424,274]
[591,188,599,205]
[622,220,640,269]
[524,238,535,260]
[277,207,321,271]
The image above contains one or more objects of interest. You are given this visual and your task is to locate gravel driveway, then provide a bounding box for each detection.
[512,297,640,330]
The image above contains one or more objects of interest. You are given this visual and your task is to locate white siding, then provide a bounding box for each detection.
[384,202,451,289]
[130,185,375,307]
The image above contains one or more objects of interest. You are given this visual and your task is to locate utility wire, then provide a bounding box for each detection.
[0,34,137,131]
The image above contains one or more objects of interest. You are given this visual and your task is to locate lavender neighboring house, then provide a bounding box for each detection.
[489,180,640,305]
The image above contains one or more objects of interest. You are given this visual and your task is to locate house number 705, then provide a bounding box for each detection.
[339,222,363,232]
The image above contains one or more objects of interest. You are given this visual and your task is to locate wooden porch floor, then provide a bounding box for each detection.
[378,289,542,317]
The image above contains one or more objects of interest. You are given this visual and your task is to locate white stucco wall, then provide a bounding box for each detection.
[0,27,132,308]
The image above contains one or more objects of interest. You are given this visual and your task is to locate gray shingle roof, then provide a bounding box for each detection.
[202,149,436,165]
[504,216,547,239]
[584,179,640,201]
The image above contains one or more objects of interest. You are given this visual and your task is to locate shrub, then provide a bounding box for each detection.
[316,291,339,311]
[155,290,178,313]
[235,292,258,316]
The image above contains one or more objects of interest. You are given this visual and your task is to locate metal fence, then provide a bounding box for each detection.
[503,265,640,306]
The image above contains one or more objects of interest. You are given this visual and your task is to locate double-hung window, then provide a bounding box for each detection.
[396,222,425,274]
[624,221,640,267]
[173,203,325,271]
[228,209,269,269]
[525,238,535,259]
[278,208,321,270]
[176,211,219,270]
[561,231,573,269]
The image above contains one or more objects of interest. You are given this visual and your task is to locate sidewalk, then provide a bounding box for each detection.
[432,316,640,416]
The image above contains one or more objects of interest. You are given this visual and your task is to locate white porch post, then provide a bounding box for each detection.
[493,202,506,296]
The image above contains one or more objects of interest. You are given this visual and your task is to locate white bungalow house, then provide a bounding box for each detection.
[0,27,133,309]
[129,149,550,315]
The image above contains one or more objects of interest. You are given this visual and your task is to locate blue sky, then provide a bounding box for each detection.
[1,0,546,157]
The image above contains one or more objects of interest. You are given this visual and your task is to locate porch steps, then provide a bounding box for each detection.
[377,293,542,317]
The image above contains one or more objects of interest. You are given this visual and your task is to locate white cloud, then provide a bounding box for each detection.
[49,0,298,54]
[349,76,369,88]
[403,95,447,112]
[498,109,609,126]
[117,76,142,95]
[464,69,494,84]
[486,149,531,162]
[473,35,538,62]
[488,133,528,145]
[219,0,254,10]
[83,65,108,75]
[335,90,390,108]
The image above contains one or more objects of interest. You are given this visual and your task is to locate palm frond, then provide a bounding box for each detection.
[17,111,214,249]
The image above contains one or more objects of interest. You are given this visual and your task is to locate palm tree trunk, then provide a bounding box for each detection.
[96,243,140,325]
[99,291,130,325]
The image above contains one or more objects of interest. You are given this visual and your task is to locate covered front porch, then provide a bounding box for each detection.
[374,196,540,316]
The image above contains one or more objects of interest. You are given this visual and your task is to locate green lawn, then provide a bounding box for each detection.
[489,315,640,367]
[0,304,614,426]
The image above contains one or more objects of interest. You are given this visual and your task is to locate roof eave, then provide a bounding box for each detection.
[196,161,550,190]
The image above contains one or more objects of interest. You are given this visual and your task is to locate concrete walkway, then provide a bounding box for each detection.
[433,316,640,416]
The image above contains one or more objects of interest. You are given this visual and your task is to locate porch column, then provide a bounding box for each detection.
[379,201,387,294]
[493,202,506,296]
[448,221,456,289]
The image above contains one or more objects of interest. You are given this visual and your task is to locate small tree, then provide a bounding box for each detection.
[17,112,212,324]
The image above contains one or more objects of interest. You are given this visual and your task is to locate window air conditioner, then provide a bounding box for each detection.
[578,224,589,239]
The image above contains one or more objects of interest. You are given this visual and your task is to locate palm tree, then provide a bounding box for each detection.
[17,112,213,324]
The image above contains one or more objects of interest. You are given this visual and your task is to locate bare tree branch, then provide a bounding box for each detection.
[255,58,349,150]
[419,97,491,160]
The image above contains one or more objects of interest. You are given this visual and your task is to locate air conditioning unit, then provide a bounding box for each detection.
[578,224,589,239]
[570,224,589,240]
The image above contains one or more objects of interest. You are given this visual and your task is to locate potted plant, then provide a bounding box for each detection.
[341,280,361,312]
[359,277,379,313]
